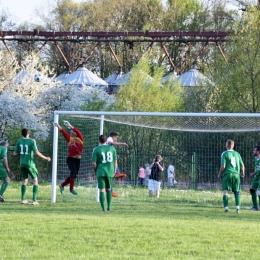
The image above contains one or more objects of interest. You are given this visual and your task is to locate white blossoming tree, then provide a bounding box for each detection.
[0,91,39,138]
[36,84,116,123]
[0,50,19,93]
[8,54,55,100]
[0,51,115,141]
[0,53,56,140]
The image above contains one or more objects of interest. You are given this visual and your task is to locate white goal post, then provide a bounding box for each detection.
[51,111,260,202]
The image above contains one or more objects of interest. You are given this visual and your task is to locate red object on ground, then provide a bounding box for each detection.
[112,192,118,197]
[114,173,127,179]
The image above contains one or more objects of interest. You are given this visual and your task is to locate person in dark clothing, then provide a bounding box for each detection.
[148,155,164,198]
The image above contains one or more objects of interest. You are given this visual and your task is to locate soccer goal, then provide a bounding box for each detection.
[51,111,260,202]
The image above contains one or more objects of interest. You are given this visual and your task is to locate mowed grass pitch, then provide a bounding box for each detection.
[1,182,260,260]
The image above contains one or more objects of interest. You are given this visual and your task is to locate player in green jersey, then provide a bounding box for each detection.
[92,135,117,211]
[13,128,51,205]
[0,141,10,202]
[218,139,245,213]
[249,145,260,210]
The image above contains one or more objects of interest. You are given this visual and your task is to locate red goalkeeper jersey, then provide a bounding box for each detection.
[60,127,84,157]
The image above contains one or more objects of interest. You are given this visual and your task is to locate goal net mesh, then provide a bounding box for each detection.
[92,114,260,132]
[53,112,260,201]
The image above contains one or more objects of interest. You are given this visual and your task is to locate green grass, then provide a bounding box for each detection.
[1,182,260,259]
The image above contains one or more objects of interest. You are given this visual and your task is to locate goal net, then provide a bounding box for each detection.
[51,111,260,202]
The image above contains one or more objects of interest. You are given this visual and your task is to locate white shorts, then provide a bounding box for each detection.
[148,179,161,191]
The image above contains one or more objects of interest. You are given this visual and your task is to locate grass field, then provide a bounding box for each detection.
[1,182,260,260]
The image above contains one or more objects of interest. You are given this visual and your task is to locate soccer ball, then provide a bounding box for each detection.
[34,73,43,82]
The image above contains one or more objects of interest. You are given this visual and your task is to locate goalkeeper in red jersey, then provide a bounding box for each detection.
[54,121,84,195]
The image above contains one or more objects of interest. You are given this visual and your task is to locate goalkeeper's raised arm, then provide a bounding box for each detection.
[54,121,84,146]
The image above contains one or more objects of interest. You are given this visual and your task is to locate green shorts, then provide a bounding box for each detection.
[20,166,38,180]
[97,176,113,189]
[0,167,8,179]
[250,174,260,190]
[222,173,241,192]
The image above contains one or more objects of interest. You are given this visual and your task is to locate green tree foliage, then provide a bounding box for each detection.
[114,57,184,112]
[211,5,260,112]
[164,0,203,31]
[181,83,216,112]
[81,93,114,111]
[196,0,237,31]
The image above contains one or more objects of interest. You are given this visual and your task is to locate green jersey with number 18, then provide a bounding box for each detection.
[221,150,244,176]
[92,144,117,177]
[14,138,38,168]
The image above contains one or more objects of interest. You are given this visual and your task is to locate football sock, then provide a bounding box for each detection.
[106,190,112,210]
[62,177,70,187]
[0,181,8,195]
[235,194,240,207]
[258,196,260,207]
[223,195,228,207]
[32,185,39,201]
[99,192,105,211]
[70,178,75,190]
[252,192,257,207]
[21,185,26,200]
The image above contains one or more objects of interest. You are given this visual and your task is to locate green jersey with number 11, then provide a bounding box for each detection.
[221,149,244,176]
[92,144,117,177]
[14,138,38,168]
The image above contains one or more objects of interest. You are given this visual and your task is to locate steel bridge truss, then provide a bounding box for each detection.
[0,30,229,73]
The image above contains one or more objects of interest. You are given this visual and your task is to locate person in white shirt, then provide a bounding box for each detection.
[167,161,177,185]
[106,131,128,197]
[106,131,128,147]
[144,163,151,185]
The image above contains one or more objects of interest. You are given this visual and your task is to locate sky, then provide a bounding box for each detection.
[0,0,84,23]
[0,0,247,25]
[1,0,45,23]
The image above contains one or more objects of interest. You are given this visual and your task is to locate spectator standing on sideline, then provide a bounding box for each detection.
[144,163,151,185]
[249,145,260,210]
[148,155,164,198]
[138,165,145,186]
[107,131,128,197]
[54,121,84,195]
[13,128,51,205]
[0,141,10,202]
[92,135,117,211]
[167,161,175,186]
[218,139,245,213]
